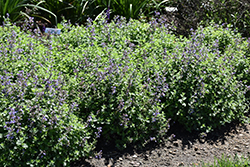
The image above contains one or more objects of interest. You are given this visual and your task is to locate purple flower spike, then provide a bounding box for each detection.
[106,7,110,20]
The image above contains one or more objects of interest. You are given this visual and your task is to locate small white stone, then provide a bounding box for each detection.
[132,154,137,158]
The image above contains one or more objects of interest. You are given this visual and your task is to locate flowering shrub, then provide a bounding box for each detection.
[0,15,249,166]
[0,24,97,166]
[54,16,176,149]
[194,23,250,85]
[158,24,249,132]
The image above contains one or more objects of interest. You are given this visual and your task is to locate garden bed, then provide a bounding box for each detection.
[72,121,250,167]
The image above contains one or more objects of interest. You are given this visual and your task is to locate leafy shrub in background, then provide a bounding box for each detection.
[30,0,105,26]
[109,0,150,20]
[201,0,250,37]
[15,0,176,26]
[171,0,250,37]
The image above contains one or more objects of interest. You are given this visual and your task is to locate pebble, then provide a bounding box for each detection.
[130,161,140,167]
[194,146,198,151]
[109,158,114,165]
[119,157,123,161]
[178,162,184,166]
[169,150,176,155]
[200,138,205,143]
[132,154,137,158]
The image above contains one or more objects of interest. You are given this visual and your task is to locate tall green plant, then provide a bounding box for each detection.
[71,0,108,24]
[30,0,108,26]
[144,0,172,16]
[0,0,30,23]
[31,0,73,25]
[0,0,57,26]
[111,0,150,20]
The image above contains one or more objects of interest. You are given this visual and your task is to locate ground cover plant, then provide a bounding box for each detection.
[0,14,249,166]
[200,154,250,167]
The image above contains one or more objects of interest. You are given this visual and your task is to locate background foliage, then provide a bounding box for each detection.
[171,0,250,37]
[1,0,250,39]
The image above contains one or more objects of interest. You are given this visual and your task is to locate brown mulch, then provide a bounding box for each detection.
[71,119,250,167]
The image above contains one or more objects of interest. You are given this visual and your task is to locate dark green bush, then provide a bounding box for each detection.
[170,0,250,38]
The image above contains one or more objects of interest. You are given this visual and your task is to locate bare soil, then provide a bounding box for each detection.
[71,120,250,167]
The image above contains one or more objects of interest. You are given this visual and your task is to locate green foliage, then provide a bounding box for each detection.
[29,0,108,25]
[0,0,30,23]
[200,154,250,167]
[31,0,88,25]
[172,0,250,37]
[110,0,150,20]
[0,14,249,165]
[55,15,249,135]
[201,0,250,37]
[0,0,57,25]
[54,16,175,149]
[22,0,174,26]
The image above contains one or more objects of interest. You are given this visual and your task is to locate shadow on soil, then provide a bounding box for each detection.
[70,116,249,167]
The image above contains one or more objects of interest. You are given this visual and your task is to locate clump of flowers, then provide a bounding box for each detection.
[0,21,97,166]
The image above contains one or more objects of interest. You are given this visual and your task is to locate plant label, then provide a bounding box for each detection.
[45,28,61,35]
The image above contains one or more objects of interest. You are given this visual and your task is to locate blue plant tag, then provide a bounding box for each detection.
[45,28,61,35]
